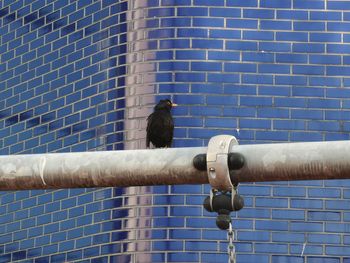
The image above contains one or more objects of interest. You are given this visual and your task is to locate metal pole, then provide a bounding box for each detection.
[0,148,208,190]
[230,140,350,183]
[0,140,350,190]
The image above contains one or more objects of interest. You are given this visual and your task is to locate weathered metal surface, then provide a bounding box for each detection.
[206,135,238,191]
[230,140,350,183]
[1,140,350,190]
[0,148,208,190]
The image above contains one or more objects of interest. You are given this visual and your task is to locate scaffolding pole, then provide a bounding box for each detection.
[1,140,350,190]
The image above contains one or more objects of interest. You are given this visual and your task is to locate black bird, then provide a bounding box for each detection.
[146,99,177,148]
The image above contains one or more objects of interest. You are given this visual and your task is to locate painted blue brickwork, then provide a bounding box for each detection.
[1,0,350,262]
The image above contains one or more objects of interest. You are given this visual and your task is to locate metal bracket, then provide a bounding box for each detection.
[207,135,238,191]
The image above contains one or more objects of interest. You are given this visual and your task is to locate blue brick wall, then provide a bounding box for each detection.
[125,0,350,262]
[2,0,350,262]
[0,0,128,262]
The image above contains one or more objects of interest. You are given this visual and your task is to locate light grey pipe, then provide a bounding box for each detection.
[0,140,350,190]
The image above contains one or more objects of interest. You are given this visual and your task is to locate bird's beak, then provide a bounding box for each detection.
[172,103,178,107]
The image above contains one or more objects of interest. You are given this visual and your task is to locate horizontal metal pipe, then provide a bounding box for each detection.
[0,148,208,190]
[1,140,350,190]
[230,140,350,184]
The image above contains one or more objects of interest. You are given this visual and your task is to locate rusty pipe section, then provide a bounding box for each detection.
[0,148,208,190]
[231,140,350,183]
[1,140,350,190]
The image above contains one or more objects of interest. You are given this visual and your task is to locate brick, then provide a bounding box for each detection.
[175,72,205,82]
[327,1,350,10]
[272,209,305,220]
[310,258,340,263]
[259,42,291,53]
[328,44,350,55]
[309,76,341,87]
[178,7,208,16]
[326,200,350,210]
[308,98,340,109]
[294,21,325,31]
[308,211,341,221]
[291,198,323,209]
[255,220,289,231]
[193,39,224,49]
[178,28,207,38]
[238,230,270,242]
[308,121,340,131]
[205,117,236,128]
[259,64,290,74]
[309,188,341,198]
[225,62,256,73]
[191,83,222,94]
[238,185,271,196]
[239,118,271,129]
[227,19,258,29]
[291,222,323,232]
[277,10,308,19]
[276,32,308,42]
[310,54,341,65]
[209,7,241,17]
[208,51,239,61]
[224,85,256,95]
[210,29,240,39]
[223,107,256,117]
[193,17,224,27]
[308,234,341,244]
[328,22,350,32]
[227,0,257,7]
[293,0,325,9]
[226,41,258,51]
[256,198,288,208]
[293,43,325,53]
[292,87,324,97]
[274,120,305,130]
[207,95,238,105]
[176,50,205,60]
[292,244,323,255]
[260,0,291,8]
[276,53,307,63]
[327,246,350,256]
[276,76,307,86]
[311,33,341,42]
[201,253,227,263]
[257,108,289,118]
[326,223,350,233]
[243,31,274,41]
[242,74,273,84]
[185,241,217,251]
[274,187,306,197]
[271,255,304,263]
[160,39,190,49]
[192,62,222,71]
[327,66,350,76]
[294,65,325,75]
[243,9,274,19]
[208,73,239,83]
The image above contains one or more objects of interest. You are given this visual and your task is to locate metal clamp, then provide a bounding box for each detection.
[207,135,238,191]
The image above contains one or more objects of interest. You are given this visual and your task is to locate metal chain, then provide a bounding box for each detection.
[227,221,236,263]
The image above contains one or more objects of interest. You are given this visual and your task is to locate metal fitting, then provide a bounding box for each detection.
[206,135,238,191]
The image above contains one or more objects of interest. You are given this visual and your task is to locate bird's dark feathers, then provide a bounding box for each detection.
[146,99,175,148]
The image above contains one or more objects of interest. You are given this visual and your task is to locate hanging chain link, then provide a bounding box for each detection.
[227,221,236,263]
